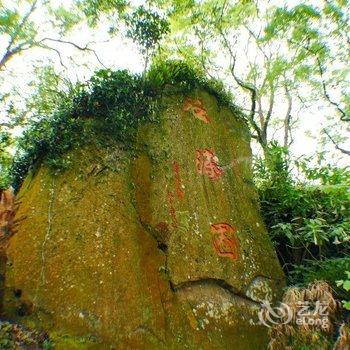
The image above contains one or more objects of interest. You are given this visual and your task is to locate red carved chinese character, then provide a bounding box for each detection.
[196,149,223,180]
[211,223,239,261]
[166,190,178,228]
[172,161,185,199]
[183,98,211,124]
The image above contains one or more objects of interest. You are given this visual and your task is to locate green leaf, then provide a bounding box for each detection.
[336,280,344,287]
[343,280,350,291]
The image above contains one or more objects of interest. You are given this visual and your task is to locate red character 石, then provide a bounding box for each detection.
[211,223,239,261]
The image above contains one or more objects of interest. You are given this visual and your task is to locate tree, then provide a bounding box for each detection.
[0,0,86,186]
[265,0,350,155]
[0,0,82,71]
[0,0,110,129]
[156,0,350,157]
[125,6,169,73]
[76,1,170,73]
[76,0,127,26]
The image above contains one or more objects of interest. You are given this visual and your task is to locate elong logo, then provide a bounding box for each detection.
[258,300,330,329]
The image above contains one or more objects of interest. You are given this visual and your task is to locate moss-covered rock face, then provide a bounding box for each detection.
[4,90,284,349]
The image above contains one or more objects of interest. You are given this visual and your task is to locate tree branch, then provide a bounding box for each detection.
[262,83,275,142]
[39,38,106,67]
[192,30,216,80]
[324,129,350,156]
[214,9,270,151]
[294,38,350,123]
[257,96,265,131]
[317,58,349,122]
[283,82,293,147]
[230,54,264,143]
[0,43,33,70]
[38,44,67,68]
[0,0,39,70]
[218,30,263,144]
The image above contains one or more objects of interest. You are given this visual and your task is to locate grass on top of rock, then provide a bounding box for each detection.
[9,60,241,191]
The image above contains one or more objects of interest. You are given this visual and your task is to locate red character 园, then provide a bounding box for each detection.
[211,223,239,261]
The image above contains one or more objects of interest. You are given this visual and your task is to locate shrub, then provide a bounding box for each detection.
[0,131,12,189]
[291,258,350,297]
[255,143,350,281]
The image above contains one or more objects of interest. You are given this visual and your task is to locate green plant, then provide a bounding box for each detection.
[0,321,48,349]
[125,6,169,72]
[147,60,241,113]
[255,143,350,278]
[10,60,241,191]
[336,271,350,310]
[0,130,12,189]
[0,322,15,349]
[43,338,54,350]
[291,258,350,296]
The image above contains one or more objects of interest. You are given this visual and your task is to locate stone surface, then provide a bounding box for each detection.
[0,188,15,311]
[4,90,284,349]
[0,188,15,240]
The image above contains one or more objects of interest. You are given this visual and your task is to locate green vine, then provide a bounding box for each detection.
[11,60,242,190]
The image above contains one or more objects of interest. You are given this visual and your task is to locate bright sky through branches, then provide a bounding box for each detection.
[0,0,349,165]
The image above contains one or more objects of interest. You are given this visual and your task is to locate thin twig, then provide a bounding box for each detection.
[323,129,350,156]
[317,58,349,122]
[39,38,106,67]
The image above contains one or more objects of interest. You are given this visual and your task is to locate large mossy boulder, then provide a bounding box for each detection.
[4,89,284,349]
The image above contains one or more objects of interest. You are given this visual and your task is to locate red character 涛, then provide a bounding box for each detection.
[183,98,211,124]
[211,223,239,261]
[196,149,223,180]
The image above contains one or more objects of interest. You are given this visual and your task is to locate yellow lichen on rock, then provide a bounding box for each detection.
[4,90,284,349]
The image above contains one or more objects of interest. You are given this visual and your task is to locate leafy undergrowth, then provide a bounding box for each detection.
[291,258,350,299]
[255,144,350,349]
[255,144,350,283]
[0,320,53,349]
